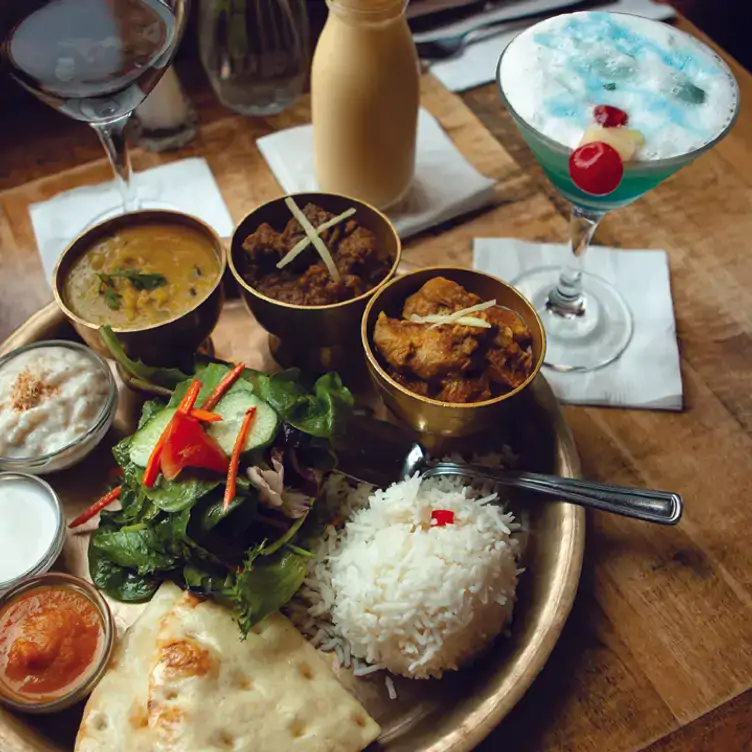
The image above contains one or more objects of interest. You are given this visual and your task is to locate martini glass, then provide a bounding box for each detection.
[497,12,740,372]
[2,0,190,229]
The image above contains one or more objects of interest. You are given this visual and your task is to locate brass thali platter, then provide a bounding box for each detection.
[0,300,585,752]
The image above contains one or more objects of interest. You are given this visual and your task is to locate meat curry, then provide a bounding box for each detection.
[373,277,535,404]
[239,203,393,306]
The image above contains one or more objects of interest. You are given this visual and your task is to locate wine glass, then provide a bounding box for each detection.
[497,12,740,372]
[2,0,190,226]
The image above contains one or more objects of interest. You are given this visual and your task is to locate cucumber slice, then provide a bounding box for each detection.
[129,408,176,467]
[208,390,279,455]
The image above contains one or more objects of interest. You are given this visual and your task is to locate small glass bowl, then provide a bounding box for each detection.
[0,573,115,714]
[0,340,118,475]
[0,473,65,595]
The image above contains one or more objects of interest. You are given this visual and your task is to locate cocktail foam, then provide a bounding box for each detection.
[499,12,738,161]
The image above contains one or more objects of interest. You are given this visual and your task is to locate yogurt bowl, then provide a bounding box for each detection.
[0,473,65,595]
[0,340,117,474]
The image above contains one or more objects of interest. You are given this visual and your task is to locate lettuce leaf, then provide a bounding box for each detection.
[228,547,308,637]
[100,326,191,390]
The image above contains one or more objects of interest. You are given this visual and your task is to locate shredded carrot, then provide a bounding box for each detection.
[143,379,203,487]
[188,408,223,423]
[222,407,256,512]
[69,486,122,529]
[178,379,202,414]
[201,363,245,411]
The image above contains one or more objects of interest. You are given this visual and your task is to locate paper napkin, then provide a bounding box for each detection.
[425,0,676,93]
[474,238,683,410]
[30,157,235,286]
[256,108,496,240]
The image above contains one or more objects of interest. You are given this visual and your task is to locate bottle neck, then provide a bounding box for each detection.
[326,0,407,25]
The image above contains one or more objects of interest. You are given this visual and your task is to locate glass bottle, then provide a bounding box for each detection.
[198,0,309,116]
[311,0,420,210]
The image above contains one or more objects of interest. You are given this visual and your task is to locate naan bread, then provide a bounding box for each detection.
[75,582,184,752]
[148,592,381,751]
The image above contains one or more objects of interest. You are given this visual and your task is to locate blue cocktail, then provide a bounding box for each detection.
[498,12,739,371]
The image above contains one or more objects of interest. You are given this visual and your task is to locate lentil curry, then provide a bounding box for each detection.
[63,224,220,328]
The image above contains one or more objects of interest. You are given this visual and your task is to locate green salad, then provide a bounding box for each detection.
[84,358,353,637]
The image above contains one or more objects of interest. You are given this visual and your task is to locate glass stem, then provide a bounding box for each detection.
[91,115,139,213]
[546,206,605,318]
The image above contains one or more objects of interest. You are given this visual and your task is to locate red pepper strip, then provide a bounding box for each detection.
[223,407,256,512]
[431,509,455,527]
[188,408,223,423]
[142,432,168,488]
[161,411,229,481]
[178,379,202,414]
[201,363,246,411]
[69,486,122,529]
[143,379,203,487]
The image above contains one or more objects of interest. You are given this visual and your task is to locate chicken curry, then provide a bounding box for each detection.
[239,202,393,306]
[373,277,535,404]
[63,224,220,329]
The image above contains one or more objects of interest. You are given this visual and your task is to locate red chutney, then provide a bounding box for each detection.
[0,586,103,699]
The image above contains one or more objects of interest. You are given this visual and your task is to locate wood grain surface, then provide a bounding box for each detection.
[1,15,751,752]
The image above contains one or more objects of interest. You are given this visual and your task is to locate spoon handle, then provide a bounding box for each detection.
[424,463,683,525]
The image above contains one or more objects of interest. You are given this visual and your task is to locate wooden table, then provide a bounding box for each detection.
[2,16,752,752]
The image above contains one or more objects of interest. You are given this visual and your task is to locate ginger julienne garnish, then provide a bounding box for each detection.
[408,299,497,330]
[283,197,341,282]
[276,206,356,272]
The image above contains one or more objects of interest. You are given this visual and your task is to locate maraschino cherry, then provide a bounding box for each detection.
[569,142,624,196]
[594,104,629,128]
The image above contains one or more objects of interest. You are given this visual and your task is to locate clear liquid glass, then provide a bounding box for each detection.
[198,0,309,117]
[2,0,190,227]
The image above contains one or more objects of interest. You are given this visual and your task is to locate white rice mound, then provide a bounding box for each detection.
[293,473,521,680]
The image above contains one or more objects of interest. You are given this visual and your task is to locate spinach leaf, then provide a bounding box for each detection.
[145,475,220,513]
[229,547,308,637]
[91,518,187,575]
[197,488,256,535]
[246,370,353,438]
[88,537,160,602]
[100,326,191,390]
[168,362,232,408]
[183,563,234,596]
[112,436,133,469]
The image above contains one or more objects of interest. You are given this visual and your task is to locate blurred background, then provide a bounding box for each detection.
[1,0,750,135]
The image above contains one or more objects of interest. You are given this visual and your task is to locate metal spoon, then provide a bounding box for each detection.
[402,445,683,525]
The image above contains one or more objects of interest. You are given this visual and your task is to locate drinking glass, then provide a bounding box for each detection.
[497,13,740,372]
[2,0,191,226]
[198,0,309,116]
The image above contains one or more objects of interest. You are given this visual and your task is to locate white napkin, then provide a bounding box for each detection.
[30,157,235,285]
[426,0,676,93]
[474,238,683,410]
[256,108,496,240]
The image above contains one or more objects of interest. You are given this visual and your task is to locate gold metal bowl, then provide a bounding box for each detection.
[362,266,546,439]
[228,192,401,373]
[52,210,226,366]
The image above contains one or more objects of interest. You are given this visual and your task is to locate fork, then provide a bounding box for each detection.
[416,17,527,61]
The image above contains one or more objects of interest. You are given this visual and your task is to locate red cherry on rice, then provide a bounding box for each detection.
[569,142,624,196]
[594,104,629,128]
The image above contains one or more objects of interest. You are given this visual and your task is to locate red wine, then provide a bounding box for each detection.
[4,0,179,123]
